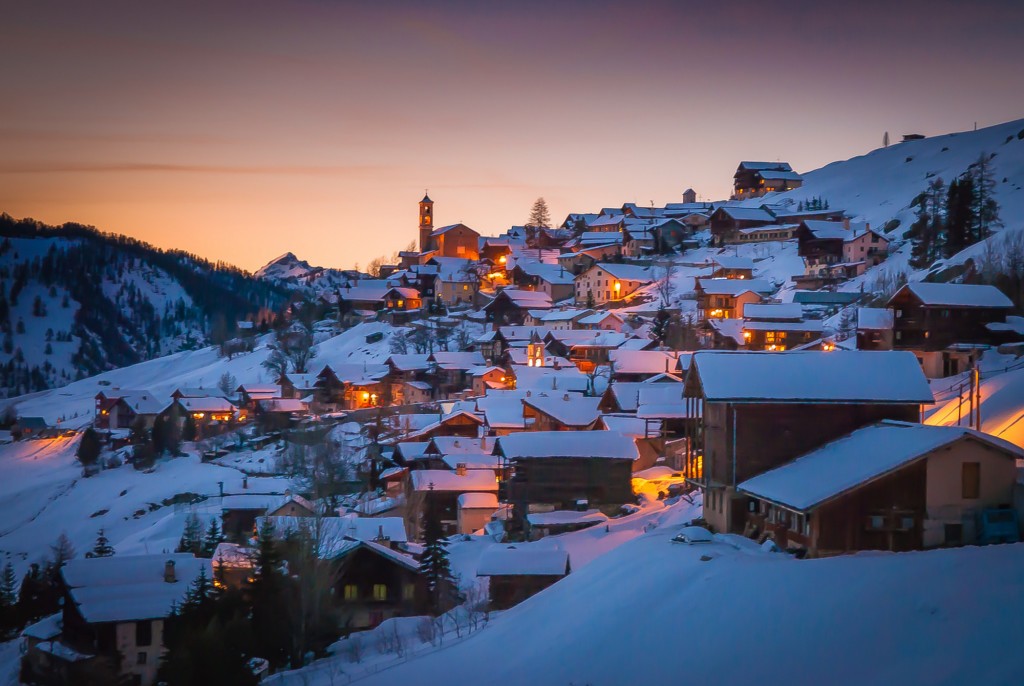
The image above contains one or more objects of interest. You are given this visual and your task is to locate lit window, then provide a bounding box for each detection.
[373,584,388,601]
[344,584,358,601]
[403,584,416,601]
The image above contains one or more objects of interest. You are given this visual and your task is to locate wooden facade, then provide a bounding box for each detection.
[503,457,633,527]
[334,544,429,631]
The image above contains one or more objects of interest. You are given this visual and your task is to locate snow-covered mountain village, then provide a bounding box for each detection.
[3,2,1024,684]
[0,117,1023,685]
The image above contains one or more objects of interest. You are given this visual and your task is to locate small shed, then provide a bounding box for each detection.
[476,546,570,609]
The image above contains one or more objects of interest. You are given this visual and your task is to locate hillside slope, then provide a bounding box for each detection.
[0,215,290,395]
[335,525,1024,686]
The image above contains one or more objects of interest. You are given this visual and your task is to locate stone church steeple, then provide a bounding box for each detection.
[419,192,434,253]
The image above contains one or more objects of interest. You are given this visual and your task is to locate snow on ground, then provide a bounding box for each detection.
[0,435,291,574]
[0,321,398,428]
[925,349,1024,447]
[314,528,1024,686]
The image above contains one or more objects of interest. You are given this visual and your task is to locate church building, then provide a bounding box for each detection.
[414,193,480,262]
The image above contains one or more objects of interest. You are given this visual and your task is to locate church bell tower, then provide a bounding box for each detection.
[419,192,434,253]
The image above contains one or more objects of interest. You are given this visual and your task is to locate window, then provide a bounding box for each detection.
[867,515,885,530]
[462,284,469,291]
[135,620,152,647]
[962,462,980,499]
[457,245,466,255]
[373,584,388,601]
[765,332,776,343]
[343,584,358,601]
[403,583,416,601]
[137,652,147,665]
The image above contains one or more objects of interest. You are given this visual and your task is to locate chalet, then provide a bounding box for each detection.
[608,349,688,382]
[236,384,281,410]
[279,372,318,400]
[404,468,498,538]
[484,288,553,325]
[457,492,499,534]
[332,539,430,630]
[708,206,775,246]
[543,329,631,373]
[337,284,391,313]
[522,392,601,431]
[577,310,625,332]
[254,398,308,431]
[732,161,801,200]
[698,318,745,350]
[401,409,485,442]
[221,493,292,541]
[694,278,775,320]
[683,351,934,534]
[738,421,1022,556]
[574,263,654,306]
[12,416,51,440]
[708,256,755,280]
[740,302,823,351]
[476,391,529,435]
[21,554,211,686]
[428,351,486,398]
[94,390,163,430]
[857,307,895,350]
[470,366,507,395]
[431,259,479,307]
[511,262,576,303]
[495,431,638,530]
[481,237,513,265]
[889,282,1014,378]
[383,287,422,313]
[476,547,570,610]
[734,223,799,244]
[557,244,621,275]
[526,308,591,331]
[524,509,609,538]
[795,220,888,287]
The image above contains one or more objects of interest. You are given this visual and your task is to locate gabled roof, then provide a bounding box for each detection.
[523,393,602,428]
[743,303,803,320]
[409,469,498,492]
[738,420,1023,511]
[894,282,1014,309]
[477,547,570,577]
[587,263,654,282]
[577,310,624,326]
[713,206,776,222]
[431,223,478,237]
[697,278,775,296]
[737,161,794,172]
[609,349,687,375]
[688,351,933,404]
[756,170,802,181]
[495,431,638,461]
[178,396,236,413]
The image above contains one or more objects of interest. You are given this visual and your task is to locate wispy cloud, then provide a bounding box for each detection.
[0,162,391,176]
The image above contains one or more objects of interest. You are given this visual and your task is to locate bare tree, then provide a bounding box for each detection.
[652,258,677,308]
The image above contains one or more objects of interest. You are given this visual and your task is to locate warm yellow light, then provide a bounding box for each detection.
[614,281,621,291]
[499,256,507,264]
[362,392,370,400]
[743,331,752,340]
[194,412,205,419]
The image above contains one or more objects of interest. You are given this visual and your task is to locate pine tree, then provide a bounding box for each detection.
[420,489,457,614]
[527,197,552,229]
[969,152,1001,242]
[248,519,293,668]
[651,307,670,346]
[909,177,947,269]
[88,529,116,558]
[883,131,890,147]
[0,563,19,639]
[944,176,974,258]
[201,519,223,558]
[76,427,102,468]
[177,513,203,555]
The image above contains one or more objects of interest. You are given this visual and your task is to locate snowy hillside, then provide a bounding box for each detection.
[0,216,290,395]
[299,523,1024,686]
[740,118,1024,290]
[0,321,400,428]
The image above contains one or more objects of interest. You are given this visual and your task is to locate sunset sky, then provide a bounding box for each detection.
[2,0,1023,272]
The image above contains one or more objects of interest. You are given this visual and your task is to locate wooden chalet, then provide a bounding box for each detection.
[483,288,553,326]
[333,539,430,630]
[708,206,776,246]
[739,302,823,351]
[694,278,775,320]
[476,547,570,610]
[738,421,1022,556]
[522,392,601,431]
[732,161,801,200]
[682,351,934,535]
[494,431,637,531]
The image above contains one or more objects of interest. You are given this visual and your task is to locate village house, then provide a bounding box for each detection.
[857,307,895,350]
[483,288,554,325]
[278,372,319,400]
[795,220,889,287]
[522,392,602,431]
[608,349,687,382]
[494,431,638,532]
[708,206,776,245]
[457,492,499,534]
[543,329,631,373]
[403,468,498,538]
[694,278,775,320]
[707,255,755,280]
[511,261,576,303]
[332,539,429,630]
[739,302,824,351]
[21,554,211,686]
[574,263,654,306]
[476,546,571,610]
[737,421,1022,556]
[94,390,163,430]
[682,351,934,535]
[731,161,802,200]
[888,282,1014,378]
[577,310,625,332]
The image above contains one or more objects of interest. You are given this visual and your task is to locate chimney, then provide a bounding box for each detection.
[843,217,850,230]
[865,222,871,232]
[526,390,531,397]
[164,560,176,583]
[453,439,460,448]
[456,463,467,476]
[563,393,570,401]
[242,476,248,490]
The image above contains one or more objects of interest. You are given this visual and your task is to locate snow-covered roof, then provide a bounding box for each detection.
[709,256,756,270]
[427,436,489,455]
[523,394,602,427]
[63,554,212,623]
[697,278,775,296]
[429,351,487,370]
[512,366,590,394]
[715,206,775,222]
[739,420,1023,511]
[742,320,824,332]
[743,303,803,320]
[257,398,308,413]
[477,546,570,576]
[178,396,235,413]
[388,354,432,371]
[458,492,499,509]
[708,318,746,345]
[588,263,654,282]
[599,413,657,437]
[479,394,529,429]
[336,514,409,543]
[525,509,609,526]
[757,170,803,181]
[221,494,284,512]
[409,469,498,492]
[496,431,638,461]
[897,282,1014,309]
[118,391,165,416]
[491,288,554,309]
[609,349,687,375]
[738,161,794,172]
[690,351,933,404]
[857,307,894,331]
[338,285,390,302]
[577,311,624,325]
